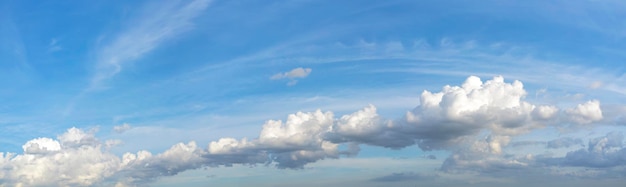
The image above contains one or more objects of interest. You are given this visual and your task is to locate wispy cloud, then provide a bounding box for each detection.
[90,0,211,90]
[0,13,30,70]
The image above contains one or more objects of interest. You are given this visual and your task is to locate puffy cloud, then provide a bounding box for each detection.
[207,109,339,169]
[22,138,61,154]
[532,105,559,120]
[326,105,414,149]
[300,76,600,155]
[116,142,207,185]
[402,76,561,150]
[440,137,531,173]
[441,132,626,178]
[566,100,603,124]
[588,132,623,153]
[2,128,121,186]
[270,67,312,86]
[0,76,616,186]
[58,127,99,147]
[539,132,626,169]
[327,76,562,150]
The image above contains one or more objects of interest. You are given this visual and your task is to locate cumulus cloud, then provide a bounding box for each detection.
[270,67,312,86]
[565,100,603,124]
[329,76,569,151]
[539,132,626,169]
[441,131,626,178]
[0,128,211,186]
[0,76,614,186]
[1,128,121,186]
[440,136,531,173]
[22,138,61,154]
[406,76,560,150]
[208,109,339,169]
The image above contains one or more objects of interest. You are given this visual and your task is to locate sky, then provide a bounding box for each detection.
[1,0,626,186]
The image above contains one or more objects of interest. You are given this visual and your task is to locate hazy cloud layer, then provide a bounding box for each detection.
[370,172,436,182]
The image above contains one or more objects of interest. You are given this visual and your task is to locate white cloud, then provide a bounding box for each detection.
[2,128,121,186]
[0,76,617,186]
[117,141,206,185]
[329,76,563,151]
[566,100,603,124]
[22,138,61,154]
[58,127,99,147]
[270,67,312,86]
[208,109,339,168]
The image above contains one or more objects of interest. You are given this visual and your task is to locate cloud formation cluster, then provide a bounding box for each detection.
[0,76,614,186]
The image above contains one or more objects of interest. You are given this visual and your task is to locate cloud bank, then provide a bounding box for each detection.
[1,76,617,186]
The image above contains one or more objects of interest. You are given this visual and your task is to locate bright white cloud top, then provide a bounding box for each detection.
[1,0,625,187]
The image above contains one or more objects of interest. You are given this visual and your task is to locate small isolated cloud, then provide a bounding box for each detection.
[270,67,312,86]
[113,123,132,133]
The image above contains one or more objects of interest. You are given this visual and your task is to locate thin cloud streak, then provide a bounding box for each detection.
[90,0,211,90]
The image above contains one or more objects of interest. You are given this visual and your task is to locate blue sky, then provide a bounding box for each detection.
[1,0,626,186]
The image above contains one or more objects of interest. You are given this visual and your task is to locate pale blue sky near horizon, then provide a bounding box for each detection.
[1,0,626,186]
